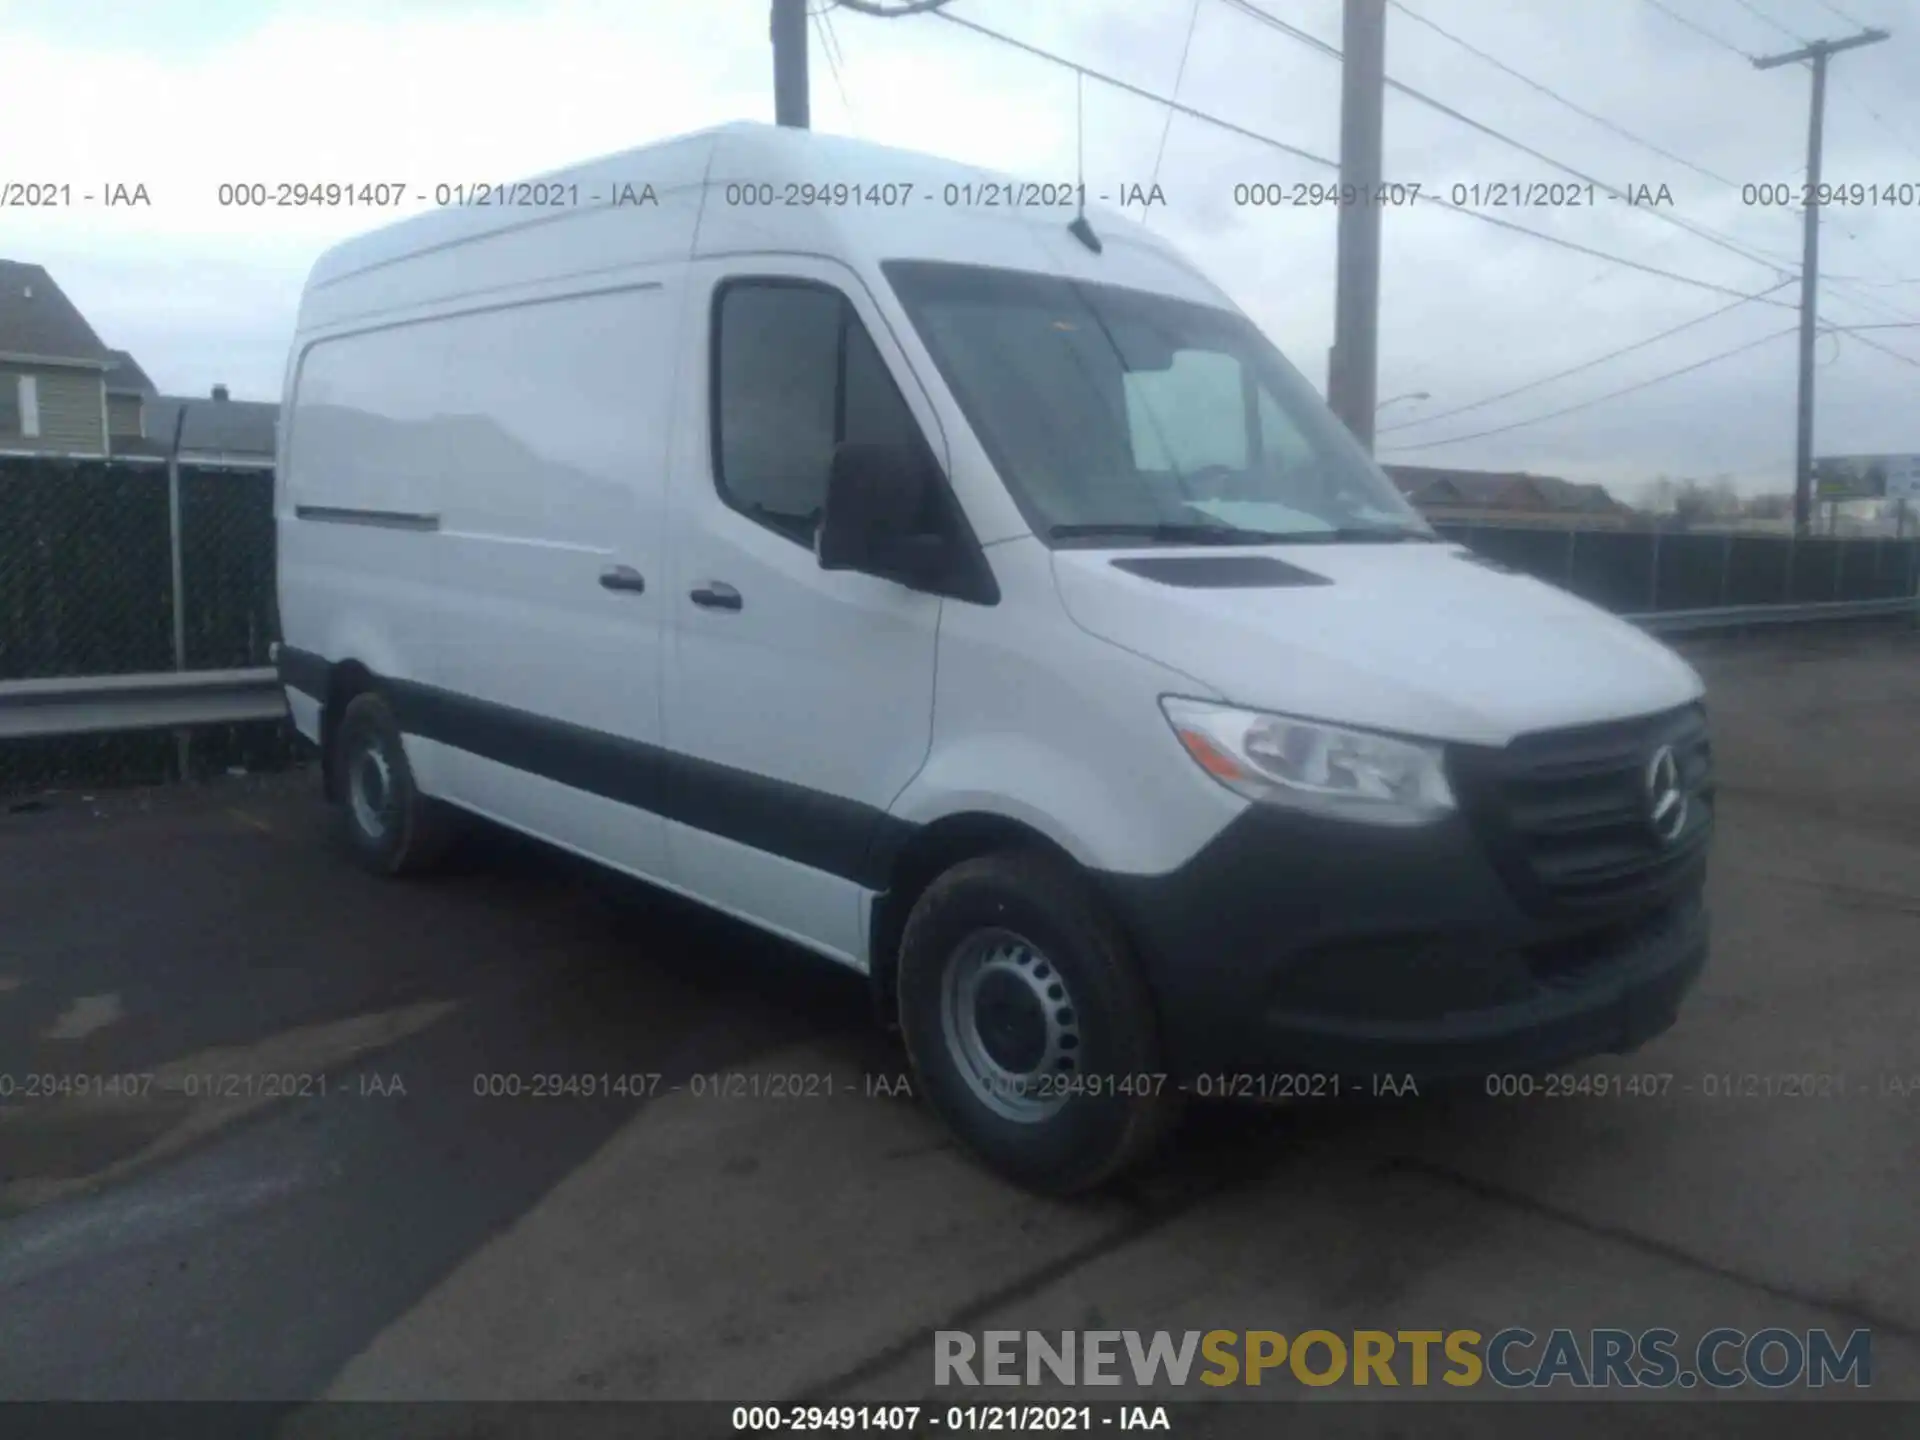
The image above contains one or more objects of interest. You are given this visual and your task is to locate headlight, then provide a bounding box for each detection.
[1159,697,1455,825]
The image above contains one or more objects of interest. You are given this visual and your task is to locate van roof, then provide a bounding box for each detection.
[299,122,1225,330]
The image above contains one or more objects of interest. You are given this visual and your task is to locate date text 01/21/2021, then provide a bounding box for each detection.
[731,1405,1170,1432]
[211,182,662,209]
[1229,182,1677,208]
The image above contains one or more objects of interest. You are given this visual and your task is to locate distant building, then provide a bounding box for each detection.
[104,348,158,448]
[0,259,278,466]
[0,259,118,458]
[1383,464,1636,529]
[136,387,279,469]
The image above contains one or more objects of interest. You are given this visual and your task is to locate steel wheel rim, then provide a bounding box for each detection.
[349,737,397,841]
[939,927,1082,1123]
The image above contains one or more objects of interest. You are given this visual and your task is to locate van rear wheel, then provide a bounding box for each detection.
[895,852,1181,1195]
[335,692,459,876]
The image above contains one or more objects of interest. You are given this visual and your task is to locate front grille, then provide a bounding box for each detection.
[1453,704,1714,916]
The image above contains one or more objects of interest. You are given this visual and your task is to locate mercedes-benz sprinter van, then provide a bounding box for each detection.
[274,122,1713,1193]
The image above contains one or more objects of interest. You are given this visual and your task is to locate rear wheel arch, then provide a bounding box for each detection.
[318,659,376,803]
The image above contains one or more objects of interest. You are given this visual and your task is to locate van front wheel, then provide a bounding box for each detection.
[334,692,459,876]
[895,852,1181,1194]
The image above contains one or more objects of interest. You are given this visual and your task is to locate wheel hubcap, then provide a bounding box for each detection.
[940,928,1082,1122]
[349,738,396,840]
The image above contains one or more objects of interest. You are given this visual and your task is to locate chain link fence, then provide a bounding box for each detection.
[1,456,294,795]
[1430,520,1920,614]
[4,457,1918,796]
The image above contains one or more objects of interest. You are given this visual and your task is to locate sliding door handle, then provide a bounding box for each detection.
[689,581,742,611]
[599,564,647,593]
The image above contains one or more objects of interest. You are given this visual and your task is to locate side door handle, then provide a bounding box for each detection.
[599,564,647,593]
[689,580,742,611]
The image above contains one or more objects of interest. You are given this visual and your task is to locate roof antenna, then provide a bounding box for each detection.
[1067,68,1102,254]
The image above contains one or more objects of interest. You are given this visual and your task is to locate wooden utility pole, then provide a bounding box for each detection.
[772,0,810,128]
[1753,27,1889,536]
[1328,0,1386,452]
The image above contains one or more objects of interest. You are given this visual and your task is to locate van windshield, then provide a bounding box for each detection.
[882,260,1433,546]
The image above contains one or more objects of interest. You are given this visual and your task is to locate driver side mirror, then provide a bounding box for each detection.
[816,442,948,589]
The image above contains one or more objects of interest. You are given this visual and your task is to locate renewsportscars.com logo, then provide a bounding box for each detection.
[934,1328,1872,1390]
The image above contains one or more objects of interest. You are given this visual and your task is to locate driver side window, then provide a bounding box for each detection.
[1123,348,1248,474]
[713,277,927,545]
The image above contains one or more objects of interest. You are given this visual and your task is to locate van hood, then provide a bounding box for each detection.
[1052,543,1704,747]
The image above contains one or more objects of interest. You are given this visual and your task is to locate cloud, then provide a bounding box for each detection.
[5,0,1918,491]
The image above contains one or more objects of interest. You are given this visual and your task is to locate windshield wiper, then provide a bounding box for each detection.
[1047,521,1292,545]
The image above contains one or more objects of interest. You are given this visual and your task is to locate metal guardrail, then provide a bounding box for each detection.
[1629,595,1920,634]
[0,593,1912,742]
[0,667,285,741]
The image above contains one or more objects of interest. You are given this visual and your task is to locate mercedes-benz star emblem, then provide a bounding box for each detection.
[1645,744,1687,844]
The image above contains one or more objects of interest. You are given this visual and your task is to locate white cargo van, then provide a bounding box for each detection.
[275,122,1713,1193]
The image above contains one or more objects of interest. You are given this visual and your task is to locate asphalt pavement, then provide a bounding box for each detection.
[1,626,1916,1426]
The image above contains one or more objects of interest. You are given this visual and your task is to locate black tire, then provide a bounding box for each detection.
[895,851,1182,1195]
[333,691,460,876]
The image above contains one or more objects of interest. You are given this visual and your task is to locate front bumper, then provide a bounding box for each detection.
[1100,805,1710,1084]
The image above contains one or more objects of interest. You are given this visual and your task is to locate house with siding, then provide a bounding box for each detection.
[0,260,280,466]
[0,259,117,457]
[104,348,158,449]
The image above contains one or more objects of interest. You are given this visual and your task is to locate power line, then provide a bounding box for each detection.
[930,8,1339,171]
[1638,0,1755,58]
[1809,0,1868,24]
[829,0,952,15]
[1413,192,1798,307]
[811,4,854,118]
[1378,278,1798,432]
[1387,0,1741,189]
[1150,0,1206,193]
[1824,275,1920,327]
[1221,0,1795,278]
[1386,0,1852,274]
[1841,328,1920,369]
[932,9,1811,312]
[1376,324,1800,453]
[929,6,1920,333]
[1238,0,1907,297]
[1839,87,1920,163]
[812,1,849,65]
[1723,0,1805,43]
[920,0,1906,456]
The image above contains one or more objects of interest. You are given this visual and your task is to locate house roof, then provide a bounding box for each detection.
[145,394,280,457]
[1526,473,1627,512]
[104,349,157,396]
[0,260,115,365]
[1383,463,1626,513]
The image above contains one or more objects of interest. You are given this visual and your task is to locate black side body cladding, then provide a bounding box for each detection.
[293,505,441,531]
[274,647,913,891]
[276,645,331,706]
[278,646,1712,1083]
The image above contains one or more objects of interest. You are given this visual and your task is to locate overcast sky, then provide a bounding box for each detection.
[4,0,1918,498]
